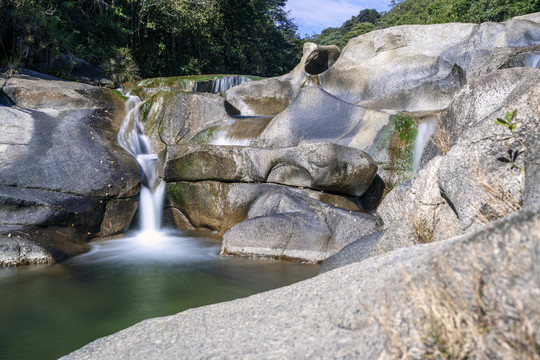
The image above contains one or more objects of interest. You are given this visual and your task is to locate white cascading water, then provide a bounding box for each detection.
[194,75,251,93]
[118,94,166,242]
[413,119,437,176]
[210,118,253,146]
[525,52,540,68]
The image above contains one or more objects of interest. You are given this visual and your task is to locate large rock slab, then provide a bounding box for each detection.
[62,202,540,360]
[318,230,384,274]
[0,72,140,266]
[221,187,376,263]
[165,142,378,196]
[225,14,540,121]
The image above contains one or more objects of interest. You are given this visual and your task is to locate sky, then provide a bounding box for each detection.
[286,0,394,37]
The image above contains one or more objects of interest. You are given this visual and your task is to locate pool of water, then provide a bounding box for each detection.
[0,230,318,360]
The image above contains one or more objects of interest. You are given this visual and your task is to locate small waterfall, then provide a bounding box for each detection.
[211,130,253,146]
[210,116,273,146]
[413,119,437,175]
[525,52,540,68]
[118,93,165,238]
[194,75,252,93]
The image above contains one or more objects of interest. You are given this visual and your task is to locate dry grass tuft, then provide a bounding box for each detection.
[373,250,540,360]
[474,164,521,224]
[431,122,452,155]
[410,213,435,244]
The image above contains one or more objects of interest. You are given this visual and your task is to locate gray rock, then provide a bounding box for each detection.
[254,85,390,150]
[165,142,378,197]
[0,236,54,267]
[228,14,539,122]
[61,203,540,360]
[369,68,540,258]
[221,188,376,263]
[320,13,540,112]
[95,198,138,238]
[166,181,375,262]
[370,157,461,257]
[0,73,140,265]
[433,68,538,232]
[138,91,232,154]
[318,230,384,274]
[224,77,294,116]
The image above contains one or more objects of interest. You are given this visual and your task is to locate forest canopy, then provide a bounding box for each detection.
[1,0,540,82]
[0,0,301,82]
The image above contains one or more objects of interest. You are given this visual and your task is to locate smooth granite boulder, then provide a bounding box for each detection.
[138,91,232,155]
[0,72,140,265]
[254,85,390,149]
[165,142,378,196]
[224,77,294,116]
[318,230,384,274]
[221,187,376,263]
[224,13,540,121]
[320,13,540,112]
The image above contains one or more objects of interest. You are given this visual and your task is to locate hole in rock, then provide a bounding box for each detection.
[304,45,341,75]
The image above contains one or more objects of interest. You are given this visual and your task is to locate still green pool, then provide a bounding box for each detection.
[0,230,318,360]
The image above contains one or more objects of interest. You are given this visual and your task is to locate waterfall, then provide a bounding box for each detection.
[194,75,252,93]
[413,119,437,176]
[525,52,540,69]
[118,94,165,238]
[209,116,273,146]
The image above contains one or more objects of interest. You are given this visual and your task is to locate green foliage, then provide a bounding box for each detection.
[394,113,418,144]
[381,0,540,26]
[378,114,418,187]
[495,109,518,131]
[308,0,540,48]
[307,9,380,48]
[1,0,301,80]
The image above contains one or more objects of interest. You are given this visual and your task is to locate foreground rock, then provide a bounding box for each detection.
[62,203,540,359]
[165,142,378,196]
[0,72,140,266]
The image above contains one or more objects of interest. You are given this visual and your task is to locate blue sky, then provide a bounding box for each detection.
[286,0,393,37]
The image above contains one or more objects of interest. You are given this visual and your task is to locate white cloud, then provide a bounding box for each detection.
[286,0,392,36]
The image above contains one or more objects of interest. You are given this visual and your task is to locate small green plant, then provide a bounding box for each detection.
[494,110,525,171]
[495,109,518,131]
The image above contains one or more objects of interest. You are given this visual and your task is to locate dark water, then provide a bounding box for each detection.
[0,230,318,360]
